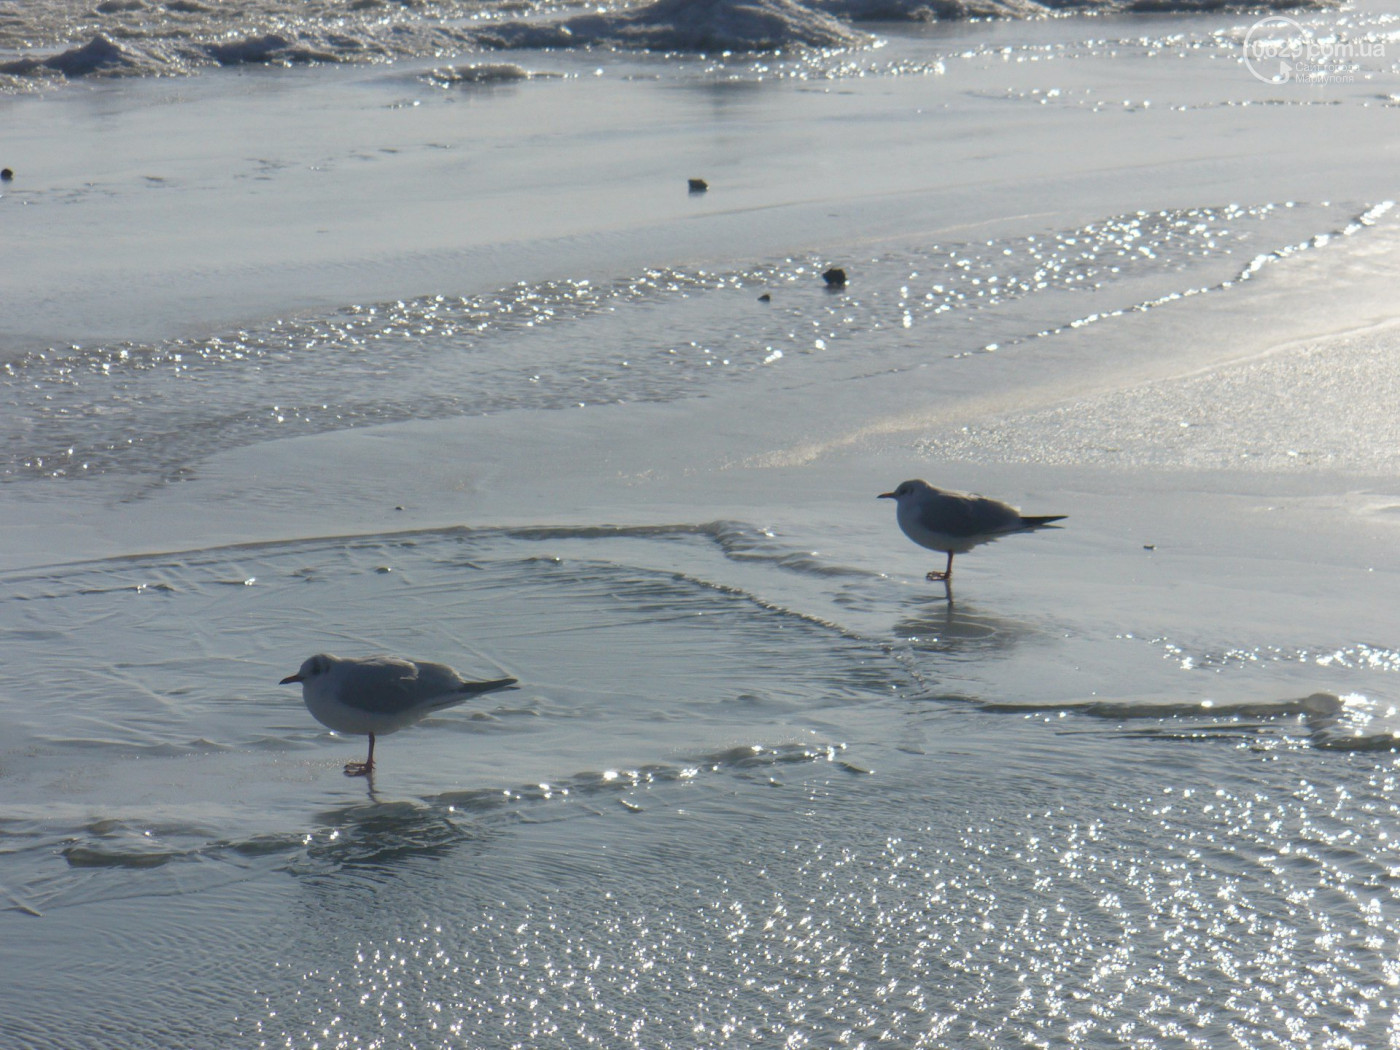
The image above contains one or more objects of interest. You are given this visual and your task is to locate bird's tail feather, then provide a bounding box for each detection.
[1021,515,1067,529]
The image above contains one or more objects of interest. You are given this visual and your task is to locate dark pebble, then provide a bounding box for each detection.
[0,169,13,182]
[688,178,708,193]
[822,267,847,288]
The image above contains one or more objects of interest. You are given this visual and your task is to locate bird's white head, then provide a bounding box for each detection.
[878,479,930,502]
[280,653,337,685]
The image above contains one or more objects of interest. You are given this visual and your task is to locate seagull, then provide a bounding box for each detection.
[280,653,518,777]
[879,479,1065,585]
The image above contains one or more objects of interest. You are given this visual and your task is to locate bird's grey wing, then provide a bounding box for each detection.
[959,494,1029,535]
[406,659,469,695]
[404,660,517,708]
[334,657,454,716]
[925,493,1020,537]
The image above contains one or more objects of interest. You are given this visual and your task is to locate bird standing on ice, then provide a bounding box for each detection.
[281,653,518,777]
[879,479,1065,588]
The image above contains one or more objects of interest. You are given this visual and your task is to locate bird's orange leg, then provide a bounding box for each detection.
[344,733,376,777]
[925,551,955,582]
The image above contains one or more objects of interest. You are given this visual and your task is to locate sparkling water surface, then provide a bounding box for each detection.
[4,522,1400,1047]
[1,199,1376,482]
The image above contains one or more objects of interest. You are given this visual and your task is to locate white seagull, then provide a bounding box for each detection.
[879,479,1065,585]
[281,653,518,777]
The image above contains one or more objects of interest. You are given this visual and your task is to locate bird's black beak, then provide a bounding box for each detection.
[279,673,303,684]
[878,492,895,500]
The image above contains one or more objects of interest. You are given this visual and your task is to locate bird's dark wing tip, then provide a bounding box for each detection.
[460,677,519,694]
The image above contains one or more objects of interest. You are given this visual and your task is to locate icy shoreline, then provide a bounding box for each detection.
[0,0,1342,89]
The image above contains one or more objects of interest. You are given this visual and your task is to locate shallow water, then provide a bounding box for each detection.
[13,738,1400,1049]
[4,521,1400,1046]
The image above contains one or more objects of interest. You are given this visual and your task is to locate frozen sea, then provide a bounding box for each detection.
[5,0,1400,1046]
